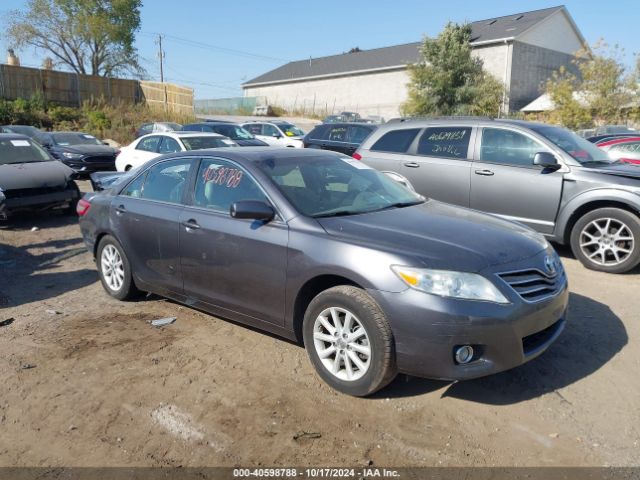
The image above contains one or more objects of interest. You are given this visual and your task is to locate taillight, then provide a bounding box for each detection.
[77,198,91,216]
[352,152,362,160]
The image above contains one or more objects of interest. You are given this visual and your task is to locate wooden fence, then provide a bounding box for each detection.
[0,64,193,115]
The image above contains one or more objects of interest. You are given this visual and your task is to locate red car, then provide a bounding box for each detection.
[598,136,640,164]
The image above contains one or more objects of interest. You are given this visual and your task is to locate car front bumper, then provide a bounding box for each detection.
[62,159,116,173]
[367,260,569,381]
[0,188,78,218]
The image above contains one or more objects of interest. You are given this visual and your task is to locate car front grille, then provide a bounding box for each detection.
[2,186,67,199]
[497,268,566,302]
[83,155,115,164]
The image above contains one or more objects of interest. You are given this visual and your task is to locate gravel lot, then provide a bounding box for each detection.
[0,180,638,467]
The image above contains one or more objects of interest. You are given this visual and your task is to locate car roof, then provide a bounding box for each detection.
[0,133,33,141]
[149,146,339,165]
[136,132,228,141]
[185,122,239,127]
[313,122,376,128]
[383,117,554,129]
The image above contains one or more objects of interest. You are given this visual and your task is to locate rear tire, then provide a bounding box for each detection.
[570,207,640,273]
[302,285,396,396]
[96,235,139,300]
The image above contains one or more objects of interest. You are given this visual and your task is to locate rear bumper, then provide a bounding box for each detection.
[368,279,569,381]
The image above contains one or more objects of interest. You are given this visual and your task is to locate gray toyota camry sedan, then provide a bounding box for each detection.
[78,148,568,396]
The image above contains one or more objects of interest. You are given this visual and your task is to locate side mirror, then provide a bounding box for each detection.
[272,133,282,138]
[533,152,560,170]
[230,200,275,221]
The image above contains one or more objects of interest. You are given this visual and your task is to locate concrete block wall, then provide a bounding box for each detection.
[509,41,578,111]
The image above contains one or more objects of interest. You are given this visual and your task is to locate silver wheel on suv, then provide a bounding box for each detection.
[571,208,640,273]
[579,218,635,267]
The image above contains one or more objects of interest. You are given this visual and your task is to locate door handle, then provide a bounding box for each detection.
[474,169,495,176]
[404,162,420,168]
[182,219,200,231]
[115,205,126,215]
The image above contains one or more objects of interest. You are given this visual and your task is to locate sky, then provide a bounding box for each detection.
[0,0,638,99]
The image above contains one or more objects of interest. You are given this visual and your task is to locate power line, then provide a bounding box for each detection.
[140,31,287,63]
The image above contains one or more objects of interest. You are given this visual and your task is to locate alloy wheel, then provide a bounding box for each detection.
[312,307,371,381]
[579,217,635,266]
[101,244,125,291]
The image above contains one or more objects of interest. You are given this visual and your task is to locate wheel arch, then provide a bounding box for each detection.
[291,274,364,344]
[556,191,640,244]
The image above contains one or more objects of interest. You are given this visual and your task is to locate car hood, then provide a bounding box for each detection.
[54,144,116,155]
[579,163,640,179]
[0,161,74,190]
[236,138,269,147]
[317,201,548,272]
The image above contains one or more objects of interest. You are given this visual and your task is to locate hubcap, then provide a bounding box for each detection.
[579,218,635,267]
[101,244,125,291]
[313,307,371,381]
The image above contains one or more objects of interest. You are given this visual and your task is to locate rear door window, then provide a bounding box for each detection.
[371,128,421,153]
[140,159,192,203]
[244,124,263,135]
[136,136,162,152]
[417,127,472,159]
[347,125,373,144]
[307,125,328,140]
[194,158,268,213]
[157,136,182,154]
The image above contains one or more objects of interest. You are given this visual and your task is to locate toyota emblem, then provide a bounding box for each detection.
[544,255,557,275]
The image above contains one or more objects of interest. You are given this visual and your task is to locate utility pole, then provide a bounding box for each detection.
[155,34,167,112]
[155,34,165,83]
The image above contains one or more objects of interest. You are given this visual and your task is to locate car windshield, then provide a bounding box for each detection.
[210,125,254,140]
[181,136,237,150]
[52,133,102,146]
[0,138,53,164]
[254,154,424,217]
[276,123,304,137]
[531,125,615,165]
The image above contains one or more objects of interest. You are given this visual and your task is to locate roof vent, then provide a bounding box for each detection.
[515,15,524,20]
[487,19,497,25]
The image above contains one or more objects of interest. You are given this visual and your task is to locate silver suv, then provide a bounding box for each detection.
[356,118,640,273]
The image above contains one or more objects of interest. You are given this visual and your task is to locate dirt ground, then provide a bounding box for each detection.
[0,180,638,467]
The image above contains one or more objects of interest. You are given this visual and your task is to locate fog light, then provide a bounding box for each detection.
[455,345,474,364]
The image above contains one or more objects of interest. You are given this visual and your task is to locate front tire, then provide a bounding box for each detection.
[302,286,396,396]
[570,207,640,273]
[96,235,139,300]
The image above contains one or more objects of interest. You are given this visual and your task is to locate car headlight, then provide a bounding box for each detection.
[391,266,510,304]
[62,152,83,160]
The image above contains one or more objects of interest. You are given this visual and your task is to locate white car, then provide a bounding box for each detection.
[241,121,305,148]
[115,132,237,172]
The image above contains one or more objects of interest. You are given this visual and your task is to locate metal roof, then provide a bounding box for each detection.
[244,6,568,87]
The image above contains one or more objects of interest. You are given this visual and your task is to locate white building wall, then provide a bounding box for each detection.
[472,43,510,84]
[244,69,411,119]
[518,12,583,54]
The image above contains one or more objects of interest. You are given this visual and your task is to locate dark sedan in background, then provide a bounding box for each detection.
[0,133,79,219]
[78,148,567,396]
[38,131,118,174]
[182,122,268,146]
[303,122,376,156]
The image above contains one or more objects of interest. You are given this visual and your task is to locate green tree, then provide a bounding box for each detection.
[402,22,505,117]
[545,41,636,127]
[5,0,144,77]
[544,67,591,130]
